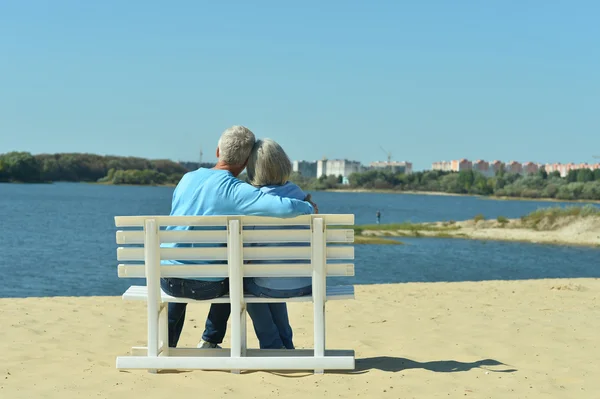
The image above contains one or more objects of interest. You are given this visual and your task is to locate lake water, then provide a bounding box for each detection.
[0,182,598,298]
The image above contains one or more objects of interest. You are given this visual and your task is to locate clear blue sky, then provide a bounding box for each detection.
[1,0,599,170]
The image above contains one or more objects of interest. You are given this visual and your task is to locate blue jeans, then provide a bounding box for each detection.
[160,278,230,348]
[195,300,294,349]
[244,279,312,350]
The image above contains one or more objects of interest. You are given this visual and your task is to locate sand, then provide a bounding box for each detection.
[2,279,599,398]
[455,218,600,246]
[363,217,600,247]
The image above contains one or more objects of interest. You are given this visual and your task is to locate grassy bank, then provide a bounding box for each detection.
[353,235,403,245]
[353,222,459,236]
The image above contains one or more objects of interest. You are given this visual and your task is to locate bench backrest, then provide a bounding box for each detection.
[115,215,355,281]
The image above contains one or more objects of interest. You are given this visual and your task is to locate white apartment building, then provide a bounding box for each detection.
[317,159,362,179]
[292,160,318,178]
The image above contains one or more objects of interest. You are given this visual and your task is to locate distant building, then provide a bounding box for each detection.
[490,160,505,175]
[544,163,558,174]
[432,161,453,172]
[522,162,539,175]
[451,159,472,172]
[506,161,523,174]
[369,161,413,175]
[472,160,493,176]
[317,159,362,180]
[292,160,318,178]
[432,159,599,178]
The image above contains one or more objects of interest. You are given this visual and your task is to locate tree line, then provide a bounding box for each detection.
[0,152,212,185]
[3,151,600,201]
[290,167,600,201]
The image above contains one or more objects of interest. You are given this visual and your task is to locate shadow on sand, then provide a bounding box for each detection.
[352,356,517,373]
[246,356,517,377]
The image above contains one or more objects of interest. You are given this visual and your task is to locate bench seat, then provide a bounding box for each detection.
[122,284,355,303]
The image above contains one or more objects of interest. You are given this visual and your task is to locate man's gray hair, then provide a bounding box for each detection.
[246,138,292,187]
[218,126,256,166]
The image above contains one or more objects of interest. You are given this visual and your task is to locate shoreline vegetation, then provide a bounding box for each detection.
[3,151,600,201]
[354,206,600,247]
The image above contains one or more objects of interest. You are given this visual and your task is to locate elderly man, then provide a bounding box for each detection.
[161,126,315,348]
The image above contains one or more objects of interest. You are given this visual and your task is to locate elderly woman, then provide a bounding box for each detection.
[244,138,313,349]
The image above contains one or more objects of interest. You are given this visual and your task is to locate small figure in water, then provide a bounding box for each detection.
[376,210,381,224]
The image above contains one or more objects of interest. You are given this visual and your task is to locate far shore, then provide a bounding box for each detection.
[358,215,600,247]
[325,188,468,197]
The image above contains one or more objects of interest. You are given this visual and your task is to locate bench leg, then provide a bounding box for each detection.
[314,301,326,375]
[231,303,244,375]
[241,306,247,357]
[159,304,169,357]
[312,217,327,375]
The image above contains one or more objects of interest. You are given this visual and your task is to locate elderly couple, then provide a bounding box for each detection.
[161,125,317,350]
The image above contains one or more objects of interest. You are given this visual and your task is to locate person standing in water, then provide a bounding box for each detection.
[376,210,381,224]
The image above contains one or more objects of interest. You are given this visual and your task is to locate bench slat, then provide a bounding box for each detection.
[115,214,354,228]
[122,285,355,303]
[116,229,354,245]
[117,230,227,244]
[118,263,355,278]
[117,246,354,262]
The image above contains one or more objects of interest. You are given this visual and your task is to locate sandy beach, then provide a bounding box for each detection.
[325,188,468,197]
[2,279,599,398]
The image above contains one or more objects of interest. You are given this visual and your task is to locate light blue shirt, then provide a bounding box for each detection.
[162,169,314,281]
[248,181,313,291]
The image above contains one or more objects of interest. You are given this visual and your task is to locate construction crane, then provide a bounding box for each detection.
[379,145,392,165]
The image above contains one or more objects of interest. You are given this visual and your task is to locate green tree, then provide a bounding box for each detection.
[581,181,600,200]
[566,170,578,183]
[541,184,559,198]
[472,173,492,195]
[457,170,475,192]
[495,176,506,190]
[0,158,7,182]
[439,173,463,193]
[537,169,548,180]
[577,168,595,183]
[549,171,561,179]
[39,156,61,181]
[495,164,506,178]
[1,152,42,182]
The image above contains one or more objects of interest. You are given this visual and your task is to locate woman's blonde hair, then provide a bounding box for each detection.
[246,139,292,187]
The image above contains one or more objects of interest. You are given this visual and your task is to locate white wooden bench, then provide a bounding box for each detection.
[114,214,356,373]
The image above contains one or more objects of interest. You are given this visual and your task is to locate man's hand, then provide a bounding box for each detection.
[304,194,319,214]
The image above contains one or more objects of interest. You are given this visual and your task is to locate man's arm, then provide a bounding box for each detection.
[229,179,314,217]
